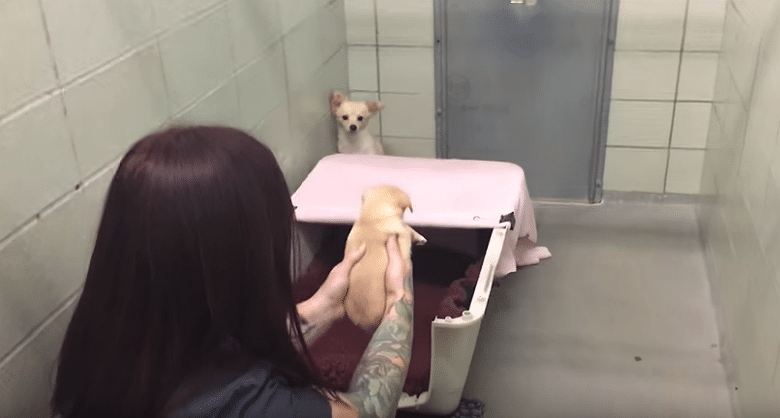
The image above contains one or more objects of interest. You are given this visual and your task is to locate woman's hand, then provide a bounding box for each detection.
[316,244,366,317]
[296,245,365,347]
[385,235,412,311]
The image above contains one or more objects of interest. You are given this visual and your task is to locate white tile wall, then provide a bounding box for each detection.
[773,135,780,185]
[345,0,436,156]
[0,181,101,357]
[382,137,435,158]
[756,175,780,254]
[666,149,705,194]
[344,0,376,45]
[0,95,80,241]
[348,46,379,91]
[730,0,776,34]
[671,102,712,149]
[315,47,350,101]
[378,47,434,94]
[152,0,223,30]
[607,101,674,147]
[278,0,318,33]
[236,42,288,131]
[615,0,687,51]
[303,116,339,170]
[0,0,58,117]
[174,78,242,128]
[712,51,732,106]
[320,0,348,61]
[288,83,327,142]
[743,268,780,380]
[718,73,749,147]
[744,47,780,156]
[158,8,235,114]
[376,0,434,46]
[0,299,76,417]
[227,0,283,68]
[284,12,327,90]
[64,44,170,177]
[287,47,348,150]
[603,147,668,193]
[380,93,435,138]
[684,0,727,51]
[678,52,719,101]
[602,0,723,195]
[611,52,680,100]
[739,133,771,220]
[726,11,761,105]
[1,2,348,410]
[700,0,780,415]
[41,0,156,84]
[253,101,293,158]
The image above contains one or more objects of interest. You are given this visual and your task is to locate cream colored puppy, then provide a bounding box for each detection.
[343,185,426,331]
[330,92,384,155]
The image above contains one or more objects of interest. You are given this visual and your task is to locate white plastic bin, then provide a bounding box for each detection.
[291,154,549,415]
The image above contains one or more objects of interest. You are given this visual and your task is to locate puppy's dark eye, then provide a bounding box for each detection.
[342,115,348,120]
[357,116,363,121]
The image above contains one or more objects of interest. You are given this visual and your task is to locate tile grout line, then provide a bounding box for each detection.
[280,13,296,150]
[0,151,124,250]
[612,98,714,103]
[35,0,86,183]
[0,290,82,370]
[219,5,244,127]
[372,0,384,141]
[0,2,229,126]
[607,144,708,151]
[664,0,693,194]
[155,37,176,124]
[0,39,153,127]
[615,48,721,54]
[349,43,436,48]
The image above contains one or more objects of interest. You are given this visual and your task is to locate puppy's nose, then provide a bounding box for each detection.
[349,125,357,131]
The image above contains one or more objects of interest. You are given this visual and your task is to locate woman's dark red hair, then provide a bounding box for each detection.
[51,126,323,417]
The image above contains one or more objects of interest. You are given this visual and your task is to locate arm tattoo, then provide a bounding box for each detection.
[290,316,326,352]
[344,279,414,418]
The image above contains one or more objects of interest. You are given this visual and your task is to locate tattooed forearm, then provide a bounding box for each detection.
[291,317,320,351]
[294,295,344,350]
[344,283,413,418]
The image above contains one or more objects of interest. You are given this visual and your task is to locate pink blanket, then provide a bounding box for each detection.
[292,154,551,276]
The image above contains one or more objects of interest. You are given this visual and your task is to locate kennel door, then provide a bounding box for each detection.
[436,0,616,202]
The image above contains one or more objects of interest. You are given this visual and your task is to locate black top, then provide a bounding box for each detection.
[170,362,331,418]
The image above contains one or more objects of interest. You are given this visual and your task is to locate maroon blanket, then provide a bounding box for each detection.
[293,246,481,396]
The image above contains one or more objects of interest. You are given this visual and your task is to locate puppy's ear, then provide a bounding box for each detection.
[330,92,346,115]
[366,101,384,115]
[394,190,413,213]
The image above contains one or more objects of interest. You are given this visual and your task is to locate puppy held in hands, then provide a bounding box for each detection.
[343,185,426,331]
[330,92,385,155]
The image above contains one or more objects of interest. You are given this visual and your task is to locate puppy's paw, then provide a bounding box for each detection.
[414,235,427,246]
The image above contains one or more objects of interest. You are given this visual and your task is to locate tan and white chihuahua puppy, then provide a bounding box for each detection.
[330,92,385,155]
[343,185,426,331]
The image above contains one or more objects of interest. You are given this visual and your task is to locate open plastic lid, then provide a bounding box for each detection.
[291,154,528,229]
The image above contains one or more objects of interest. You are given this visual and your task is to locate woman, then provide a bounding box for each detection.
[51,126,414,418]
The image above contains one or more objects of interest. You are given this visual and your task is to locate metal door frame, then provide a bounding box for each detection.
[434,0,619,204]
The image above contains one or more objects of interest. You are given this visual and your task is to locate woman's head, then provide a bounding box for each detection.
[53,126,316,417]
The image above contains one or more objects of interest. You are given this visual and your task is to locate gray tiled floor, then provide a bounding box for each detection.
[461,201,734,418]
